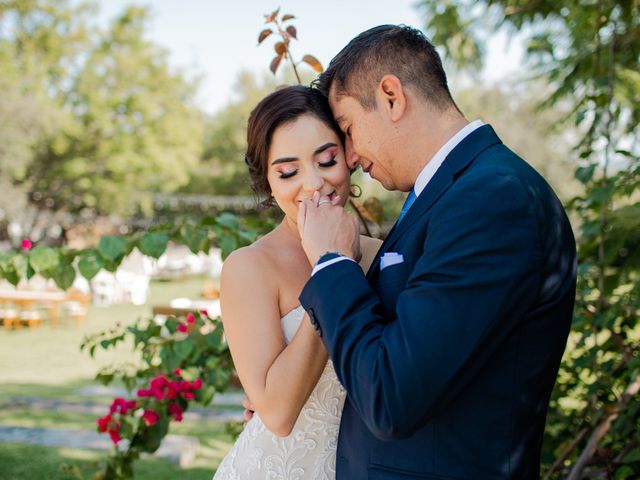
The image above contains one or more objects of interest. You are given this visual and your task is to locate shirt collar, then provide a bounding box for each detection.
[413,119,484,197]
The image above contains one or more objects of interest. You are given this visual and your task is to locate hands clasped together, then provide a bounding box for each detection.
[297,191,362,266]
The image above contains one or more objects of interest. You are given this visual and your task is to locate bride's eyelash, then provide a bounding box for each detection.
[278,154,337,179]
[279,170,297,179]
[319,155,337,167]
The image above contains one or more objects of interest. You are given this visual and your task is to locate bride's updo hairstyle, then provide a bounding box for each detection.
[245,85,344,207]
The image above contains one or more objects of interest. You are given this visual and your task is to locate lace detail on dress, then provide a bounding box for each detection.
[213,306,345,479]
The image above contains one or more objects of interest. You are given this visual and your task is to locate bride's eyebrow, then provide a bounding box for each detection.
[314,143,337,155]
[271,157,297,166]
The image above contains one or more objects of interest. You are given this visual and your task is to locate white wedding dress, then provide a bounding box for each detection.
[213,305,346,480]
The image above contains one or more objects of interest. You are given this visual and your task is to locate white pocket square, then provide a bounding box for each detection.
[380,252,404,270]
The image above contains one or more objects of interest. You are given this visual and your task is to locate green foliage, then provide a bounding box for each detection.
[81,310,233,479]
[0,1,204,219]
[419,0,640,478]
[0,213,258,289]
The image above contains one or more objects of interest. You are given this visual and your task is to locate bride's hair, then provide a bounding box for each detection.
[245,85,344,208]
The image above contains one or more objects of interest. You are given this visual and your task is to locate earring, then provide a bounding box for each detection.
[350,184,362,198]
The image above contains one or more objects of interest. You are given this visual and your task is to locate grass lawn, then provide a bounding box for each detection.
[0,442,220,480]
[0,275,236,479]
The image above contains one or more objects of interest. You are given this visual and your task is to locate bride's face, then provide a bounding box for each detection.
[267,114,350,223]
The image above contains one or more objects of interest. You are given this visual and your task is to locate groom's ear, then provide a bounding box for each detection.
[377,75,406,122]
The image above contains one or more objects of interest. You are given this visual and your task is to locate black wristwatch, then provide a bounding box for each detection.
[316,251,344,265]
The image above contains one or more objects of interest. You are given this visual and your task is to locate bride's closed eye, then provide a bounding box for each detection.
[318,154,338,168]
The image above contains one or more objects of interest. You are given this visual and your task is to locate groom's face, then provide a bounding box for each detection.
[329,87,400,191]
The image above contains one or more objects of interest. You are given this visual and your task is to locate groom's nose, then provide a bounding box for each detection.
[345,136,361,170]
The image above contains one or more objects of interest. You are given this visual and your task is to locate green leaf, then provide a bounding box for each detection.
[98,236,126,262]
[180,224,210,254]
[216,212,240,230]
[11,255,27,278]
[52,263,76,290]
[78,251,104,280]
[219,235,238,259]
[139,232,168,259]
[174,339,195,361]
[25,262,35,280]
[137,416,169,453]
[615,465,635,480]
[29,246,60,272]
[3,268,19,286]
[622,447,640,464]
[575,164,596,184]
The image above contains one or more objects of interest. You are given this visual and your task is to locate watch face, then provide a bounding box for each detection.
[318,252,342,264]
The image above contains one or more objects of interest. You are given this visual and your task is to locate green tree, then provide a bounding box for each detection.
[183,71,279,196]
[418,1,640,478]
[0,1,204,221]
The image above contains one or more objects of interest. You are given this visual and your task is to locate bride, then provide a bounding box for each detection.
[213,85,380,479]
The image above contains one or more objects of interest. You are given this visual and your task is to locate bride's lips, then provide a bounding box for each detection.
[296,190,336,203]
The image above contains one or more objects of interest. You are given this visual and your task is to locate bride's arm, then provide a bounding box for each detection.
[220,246,328,437]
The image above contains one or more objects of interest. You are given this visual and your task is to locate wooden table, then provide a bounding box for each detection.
[0,289,67,329]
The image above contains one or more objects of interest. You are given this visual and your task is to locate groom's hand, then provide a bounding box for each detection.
[297,191,361,266]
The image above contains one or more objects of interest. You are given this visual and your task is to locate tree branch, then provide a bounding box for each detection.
[567,373,640,480]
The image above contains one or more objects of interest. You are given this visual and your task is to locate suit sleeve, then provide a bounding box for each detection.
[299,173,541,440]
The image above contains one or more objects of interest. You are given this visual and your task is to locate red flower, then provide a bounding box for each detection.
[168,403,184,422]
[108,428,121,444]
[177,323,188,333]
[142,409,160,427]
[137,388,151,398]
[199,309,208,317]
[97,414,112,433]
[192,378,202,390]
[21,238,32,251]
[149,376,168,400]
[183,391,195,400]
[150,376,168,390]
[173,368,182,377]
[110,397,137,415]
[186,313,196,324]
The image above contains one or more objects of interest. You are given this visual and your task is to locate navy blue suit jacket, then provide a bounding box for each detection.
[300,125,577,479]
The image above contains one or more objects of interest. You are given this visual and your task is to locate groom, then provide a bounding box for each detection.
[297,25,577,479]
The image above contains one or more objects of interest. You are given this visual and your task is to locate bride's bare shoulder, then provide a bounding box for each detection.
[221,234,279,286]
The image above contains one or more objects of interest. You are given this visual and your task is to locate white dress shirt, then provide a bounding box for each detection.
[312,119,484,275]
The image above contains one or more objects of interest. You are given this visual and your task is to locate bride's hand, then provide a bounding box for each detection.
[242,396,255,423]
[297,191,361,265]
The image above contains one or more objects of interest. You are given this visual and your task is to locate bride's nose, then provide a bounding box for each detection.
[302,169,324,193]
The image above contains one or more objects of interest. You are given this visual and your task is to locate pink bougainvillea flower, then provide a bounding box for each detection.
[97,414,112,433]
[192,378,203,390]
[199,309,208,317]
[168,380,187,400]
[142,409,160,427]
[173,368,182,377]
[168,403,184,422]
[108,428,121,444]
[150,376,168,390]
[21,238,32,251]
[109,397,137,415]
[177,323,188,333]
[137,388,151,398]
[183,391,195,400]
[186,313,196,324]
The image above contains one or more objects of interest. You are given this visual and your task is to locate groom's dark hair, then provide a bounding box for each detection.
[316,25,458,112]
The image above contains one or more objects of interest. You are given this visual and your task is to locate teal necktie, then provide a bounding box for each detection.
[398,189,417,223]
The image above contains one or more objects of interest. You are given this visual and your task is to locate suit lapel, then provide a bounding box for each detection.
[367,125,503,279]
